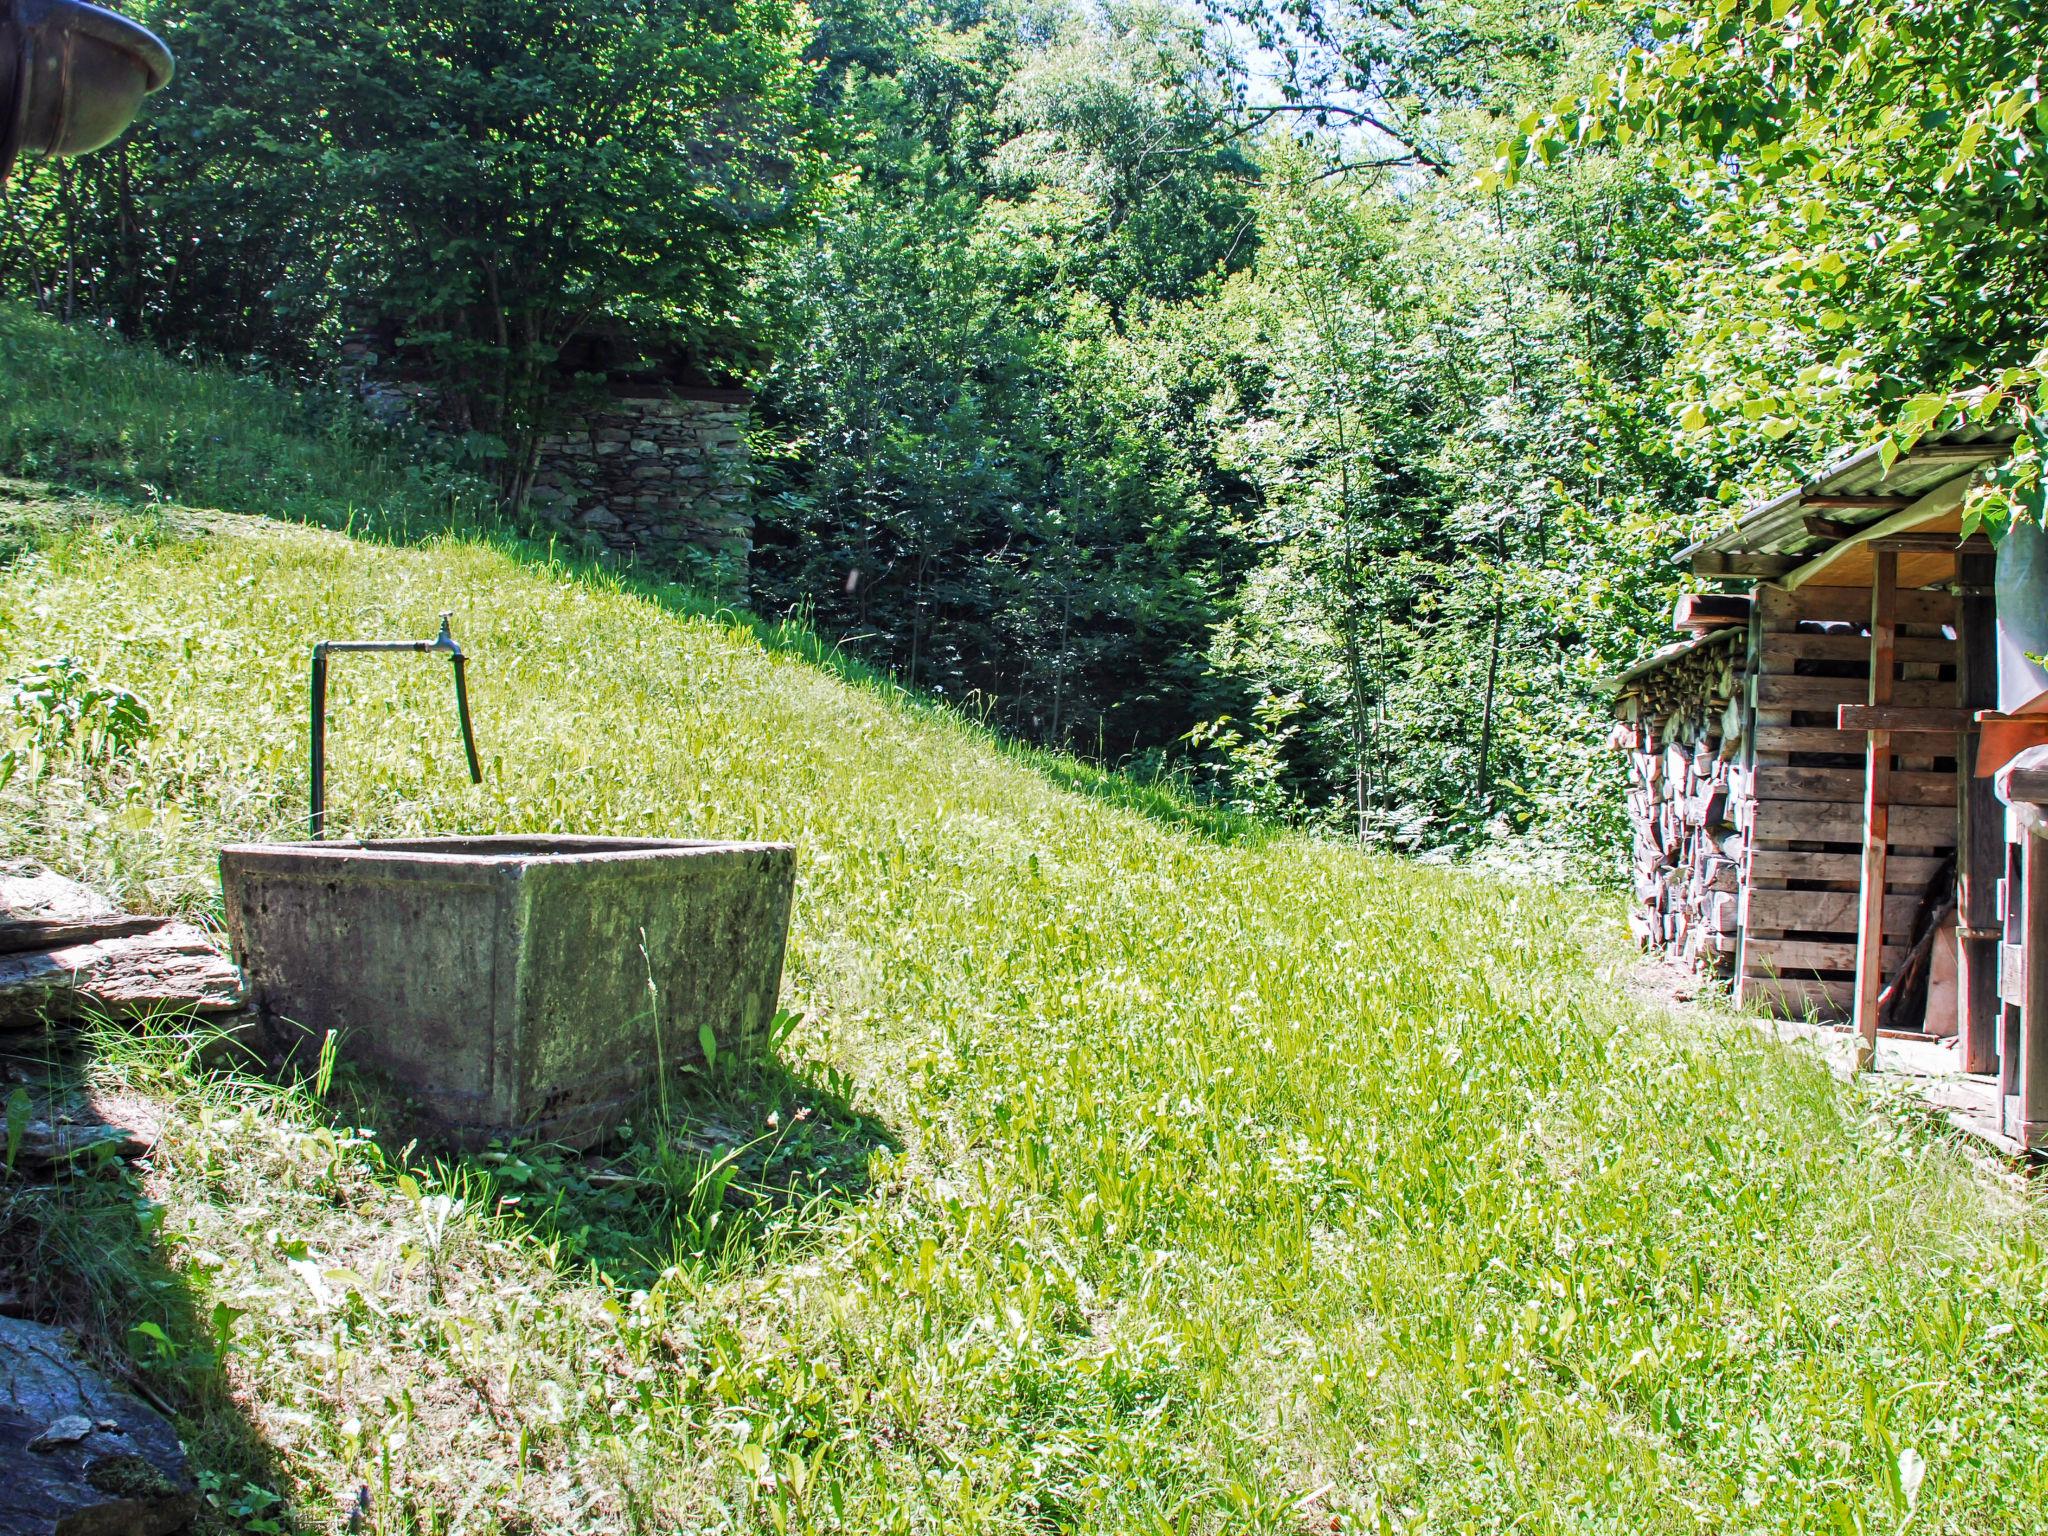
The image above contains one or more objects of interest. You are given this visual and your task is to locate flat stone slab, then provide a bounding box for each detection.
[0,864,158,954]
[0,1315,199,1536]
[0,923,244,1031]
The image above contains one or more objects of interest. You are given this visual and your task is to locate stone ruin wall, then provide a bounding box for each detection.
[525,393,755,589]
[340,339,755,591]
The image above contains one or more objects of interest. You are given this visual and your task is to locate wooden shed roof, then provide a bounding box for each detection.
[1682,426,2013,580]
[1601,624,1742,693]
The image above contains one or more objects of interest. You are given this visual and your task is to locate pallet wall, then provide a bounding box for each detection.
[1734,583,1959,1019]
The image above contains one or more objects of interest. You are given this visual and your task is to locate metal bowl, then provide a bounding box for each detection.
[2,0,173,180]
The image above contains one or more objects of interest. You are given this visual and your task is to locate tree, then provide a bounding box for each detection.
[1509,0,2048,523]
[1,0,827,502]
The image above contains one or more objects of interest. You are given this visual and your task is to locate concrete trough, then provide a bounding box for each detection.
[219,836,795,1147]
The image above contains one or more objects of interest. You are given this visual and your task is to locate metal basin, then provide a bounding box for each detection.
[2,0,173,179]
[220,836,797,1148]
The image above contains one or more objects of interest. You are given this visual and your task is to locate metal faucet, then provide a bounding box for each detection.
[309,613,482,837]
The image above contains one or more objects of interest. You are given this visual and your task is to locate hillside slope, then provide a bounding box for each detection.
[2,307,2046,1533]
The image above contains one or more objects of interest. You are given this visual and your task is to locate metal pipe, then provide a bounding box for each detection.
[308,614,482,837]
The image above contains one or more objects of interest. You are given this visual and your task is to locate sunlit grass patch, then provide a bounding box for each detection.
[1,304,2045,1533]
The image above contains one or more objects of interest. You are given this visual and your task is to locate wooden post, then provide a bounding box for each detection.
[1853,548,1898,1065]
[2023,828,2048,1148]
[1956,548,2001,1073]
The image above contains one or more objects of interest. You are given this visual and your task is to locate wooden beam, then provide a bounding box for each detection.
[1804,495,1916,511]
[1803,514,1855,541]
[1956,546,2000,1074]
[1998,751,2048,805]
[1836,705,1976,732]
[1672,592,1752,632]
[1853,548,1898,1067]
[1691,550,1799,580]
[1868,532,1972,554]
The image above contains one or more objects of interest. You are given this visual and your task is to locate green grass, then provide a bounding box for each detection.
[0,304,493,542]
[2,304,2048,1533]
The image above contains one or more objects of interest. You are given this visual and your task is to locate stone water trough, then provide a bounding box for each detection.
[220,836,795,1147]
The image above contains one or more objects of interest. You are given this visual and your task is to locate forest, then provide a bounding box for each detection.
[3,0,2044,871]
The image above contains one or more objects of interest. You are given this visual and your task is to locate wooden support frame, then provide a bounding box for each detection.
[1692,550,1799,580]
[1852,549,1897,1065]
[1956,548,2001,1074]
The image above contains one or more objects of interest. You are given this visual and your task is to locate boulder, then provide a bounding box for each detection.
[0,1315,200,1536]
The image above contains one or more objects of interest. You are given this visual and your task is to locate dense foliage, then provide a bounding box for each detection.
[0,0,823,495]
[6,0,2041,868]
[1511,0,2048,524]
[750,0,1703,863]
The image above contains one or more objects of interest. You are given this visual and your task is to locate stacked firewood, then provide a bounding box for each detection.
[1611,629,1746,976]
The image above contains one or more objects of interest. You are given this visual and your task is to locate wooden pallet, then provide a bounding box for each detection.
[1735,583,1958,1021]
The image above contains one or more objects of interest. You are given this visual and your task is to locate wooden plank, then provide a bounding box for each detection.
[1854,549,1898,1060]
[2004,942,2026,1000]
[1738,974,1854,1020]
[1757,675,1954,710]
[1747,799,1955,848]
[1758,584,1952,630]
[1753,765,1954,808]
[1748,848,1951,886]
[1759,632,1954,667]
[1955,546,2001,1074]
[1744,936,1910,974]
[1836,706,1971,733]
[1753,725,1957,756]
[1674,593,1752,632]
[1743,887,1924,934]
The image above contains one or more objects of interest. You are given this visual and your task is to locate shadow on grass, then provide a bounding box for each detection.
[1011,750,1272,847]
[427,1046,900,1291]
[0,1019,291,1532]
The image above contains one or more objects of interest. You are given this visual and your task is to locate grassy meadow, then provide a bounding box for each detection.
[3,305,2048,1532]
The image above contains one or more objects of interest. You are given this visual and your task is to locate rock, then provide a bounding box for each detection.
[0,1315,200,1536]
[0,866,158,955]
[27,1414,93,1451]
[0,923,244,1031]
[9,1118,151,1170]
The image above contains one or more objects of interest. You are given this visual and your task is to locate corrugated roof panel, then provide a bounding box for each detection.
[1685,426,2016,558]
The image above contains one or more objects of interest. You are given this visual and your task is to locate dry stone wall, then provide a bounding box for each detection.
[526,393,755,590]
[338,339,755,591]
